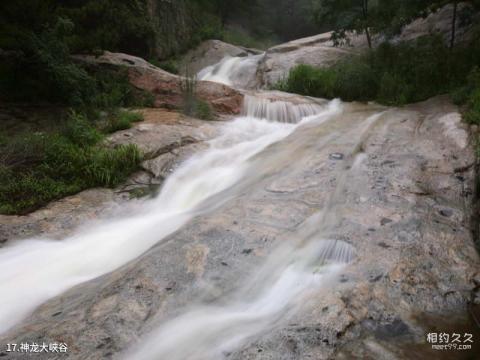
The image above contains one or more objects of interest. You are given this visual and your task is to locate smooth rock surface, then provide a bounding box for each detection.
[74,52,244,114]
[1,95,478,359]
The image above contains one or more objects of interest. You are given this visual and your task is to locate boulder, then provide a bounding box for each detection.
[395,2,479,45]
[73,51,244,115]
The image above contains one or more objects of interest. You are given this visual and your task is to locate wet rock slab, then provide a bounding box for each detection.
[1,96,479,359]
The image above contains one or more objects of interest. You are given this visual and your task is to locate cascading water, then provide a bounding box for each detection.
[0,91,341,336]
[197,54,263,89]
[0,121,290,334]
[0,49,388,360]
[125,110,385,360]
[242,94,326,123]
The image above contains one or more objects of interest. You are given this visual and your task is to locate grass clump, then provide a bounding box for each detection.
[181,73,215,120]
[276,36,480,106]
[103,110,144,133]
[0,112,142,215]
[453,67,480,125]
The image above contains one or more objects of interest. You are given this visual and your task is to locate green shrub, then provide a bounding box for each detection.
[103,110,144,133]
[154,59,179,75]
[465,89,480,125]
[180,74,215,120]
[276,36,480,107]
[276,64,336,99]
[195,100,214,120]
[64,111,103,146]
[85,144,142,187]
[0,115,142,215]
[0,17,96,106]
[221,27,275,50]
[335,60,379,101]
[377,72,412,105]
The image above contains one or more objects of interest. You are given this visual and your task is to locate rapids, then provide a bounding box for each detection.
[0,56,388,359]
[0,91,342,336]
[197,54,263,89]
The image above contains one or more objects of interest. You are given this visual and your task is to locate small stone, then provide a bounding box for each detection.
[439,209,453,218]
[242,248,253,255]
[378,242,390,248]
[329,153,344,161]
[380,218,393,226]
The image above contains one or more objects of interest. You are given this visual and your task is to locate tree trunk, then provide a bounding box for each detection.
[450,0,458,49]
[362,0,372,49]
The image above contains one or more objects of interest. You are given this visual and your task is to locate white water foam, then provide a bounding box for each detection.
[126,239,354,360]
[0,122,290,334]
[198,55,263,89]
[0,98,341,335]
[242,94,326,123]
[125,109,384,360]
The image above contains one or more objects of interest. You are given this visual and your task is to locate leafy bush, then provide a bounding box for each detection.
[0,115,142,215]
[103,110,144,133]
[195,100,214,120]
[158,59,179,75]
[221,27,275,49]
[465,88,480,125]
[0,17,96,106]
[64,111,103,146]
[276,36,480,106]
[453,67,480,125]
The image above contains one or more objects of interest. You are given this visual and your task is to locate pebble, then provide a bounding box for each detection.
[439,209,453,218]
[329,153,344,160]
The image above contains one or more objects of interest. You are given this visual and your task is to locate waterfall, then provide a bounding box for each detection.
[125,111,386,360]
[0,95,340,335]
[0,52,387,360]
[198,55,263,89]
[242,94,326,123]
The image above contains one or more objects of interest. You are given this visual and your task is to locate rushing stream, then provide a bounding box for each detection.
[0,56,387,359]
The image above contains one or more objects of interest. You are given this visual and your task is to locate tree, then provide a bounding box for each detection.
[312,0,441,49]
[312,0,380,48]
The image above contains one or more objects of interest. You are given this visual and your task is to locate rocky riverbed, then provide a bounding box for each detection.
[0,92,478,359]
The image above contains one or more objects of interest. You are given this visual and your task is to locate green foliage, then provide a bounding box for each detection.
[152,58,180,75]
[58,0,155,57]
[457,67,480,125]
[312,0,446,47]
[195,100,214,120]
[221,27,275,49]
[465,89,480,125]
[103,110,144,134]
[276,61,377,102]
[277,36,480,106]
[64,111,103,146]
[0,17,96,106]
[180,73,215,120]
[0,115,142,215]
